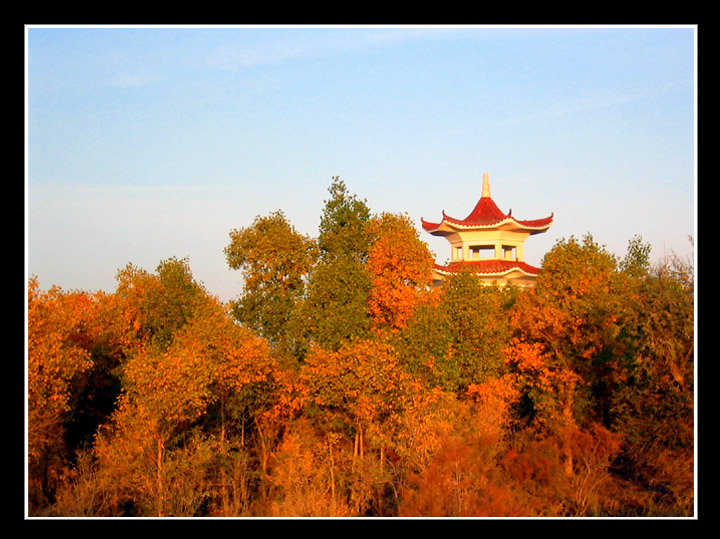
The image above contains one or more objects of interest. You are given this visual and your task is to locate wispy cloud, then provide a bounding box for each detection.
[101,52,165,88]
[497,80,690,127]
[29,182,233,197]
[108,69,164,89]
[203,27,460,71]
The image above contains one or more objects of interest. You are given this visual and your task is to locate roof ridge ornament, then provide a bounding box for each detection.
[481,172,491,198]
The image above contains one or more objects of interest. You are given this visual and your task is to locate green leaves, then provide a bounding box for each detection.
[318,177,371,261]
[30,178,695,517]
[395,271,513,393]
[114,257,208,353]
[303,178,374,351]
[225,210,317,348]
[620,235,652,278]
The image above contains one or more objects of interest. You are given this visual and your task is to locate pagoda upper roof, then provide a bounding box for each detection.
[421,174,553,236]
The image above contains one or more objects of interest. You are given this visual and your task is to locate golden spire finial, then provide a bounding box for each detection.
[482,172,491,198]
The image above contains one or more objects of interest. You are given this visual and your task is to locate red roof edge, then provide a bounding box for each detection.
[434,259,541,276]
[423,198,553,232]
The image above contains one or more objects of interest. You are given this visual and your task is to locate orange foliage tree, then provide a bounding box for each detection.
[93,298,276,516]
[299,339,426,515]
[27,278,98,508]
[505,234,630,475]
[302,340,414,457]
[365,212,434,333]
[87,258,278,516]
[398,380,527,517]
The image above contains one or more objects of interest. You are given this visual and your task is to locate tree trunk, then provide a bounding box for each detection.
[327,436,337,515]
[219,399,226,445]
[156,436,165,517]
[353,427,364,461]
[561,383,576,477]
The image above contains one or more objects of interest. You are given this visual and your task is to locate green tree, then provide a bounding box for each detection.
[225,210,317,351]
[395,270,515,393]
[114,257,208,353]
[440,271,515,391]
[611,246,694,513]
[317,176,372,261]
[303,177,373,350]
[619,234,652,278]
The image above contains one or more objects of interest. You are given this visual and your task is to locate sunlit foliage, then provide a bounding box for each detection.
[27,179,695,518]
[225,210,317,351]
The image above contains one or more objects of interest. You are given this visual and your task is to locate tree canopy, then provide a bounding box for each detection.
[27,178,695,518]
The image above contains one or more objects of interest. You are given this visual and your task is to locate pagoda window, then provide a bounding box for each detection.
[502,245,517,260]
[470,245,495,259]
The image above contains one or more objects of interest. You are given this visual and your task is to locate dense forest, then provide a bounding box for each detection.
[27,177,694,518]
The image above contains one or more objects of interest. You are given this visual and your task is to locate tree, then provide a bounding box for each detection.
[365,212,434,333]
[85,256,281,516]
[300,339,420,516]
[261,416,354,517]
[93,293,277,517]
[440,271,515,391]
[27,278,95,509]
[302,340,412,450]
[93,322,215,515]
[225,210,317,350]
[611,245,694,513]
[399,431,523,517]
[303,177,373,350]
[619,234,652,278]
[398,379,524,517]
[47,258,214,511]
[505,234,630,476]
[113,257,208,353]
[317,176,371,261]
[509,235,627,419]
[394,269,515,393]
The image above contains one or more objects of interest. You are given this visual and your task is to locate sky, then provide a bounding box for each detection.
[26,25,696,302]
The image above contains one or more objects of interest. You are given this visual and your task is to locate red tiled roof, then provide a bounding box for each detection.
[455,196,507,225]
[420,218,442,230]
[422,195,553,233]
[433,259,541,277]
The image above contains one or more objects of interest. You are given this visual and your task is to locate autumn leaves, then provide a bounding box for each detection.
[27,179,695,517]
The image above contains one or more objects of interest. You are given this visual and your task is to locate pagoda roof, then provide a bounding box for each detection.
[433,259,541,278]
[421,174,553,236]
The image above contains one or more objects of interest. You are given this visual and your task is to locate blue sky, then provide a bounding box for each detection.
[26,25,696,302]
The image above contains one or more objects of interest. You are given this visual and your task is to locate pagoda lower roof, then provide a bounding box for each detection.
[433,259,541,277]
[422,196,553,235]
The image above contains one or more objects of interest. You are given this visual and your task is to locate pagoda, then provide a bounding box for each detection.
[421,172,553,288]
